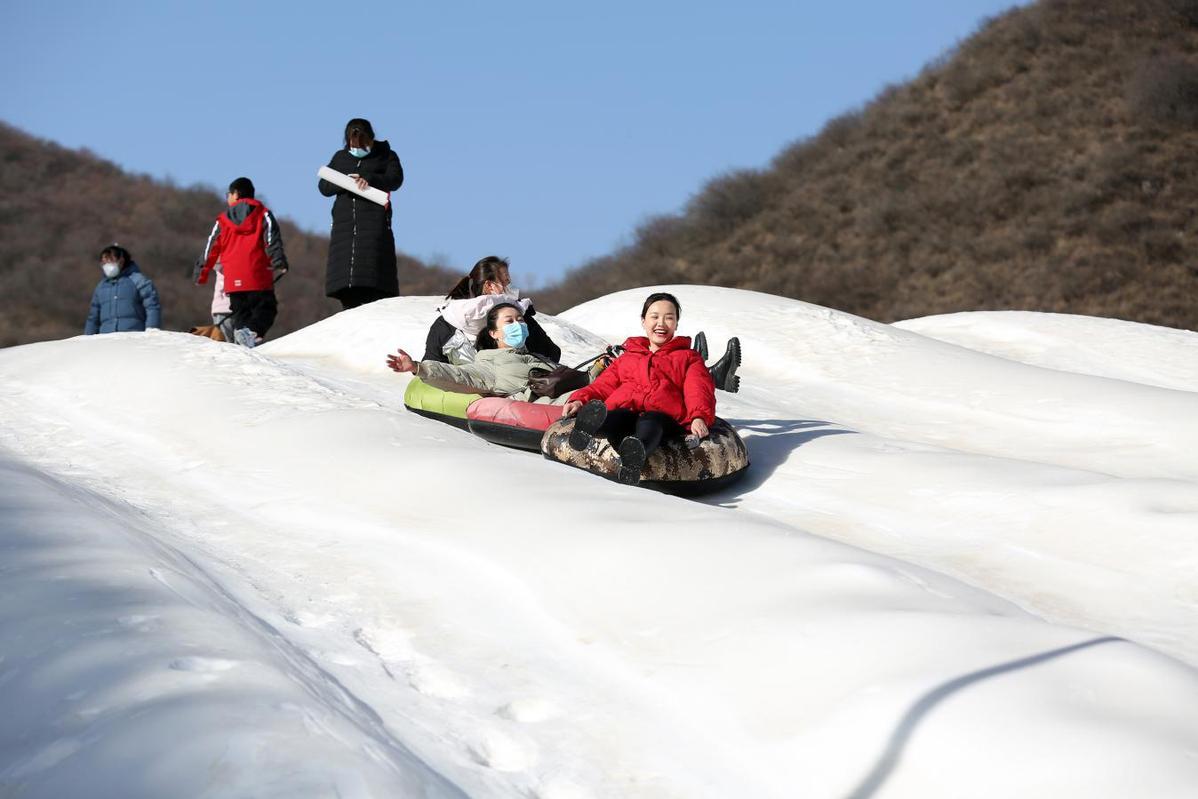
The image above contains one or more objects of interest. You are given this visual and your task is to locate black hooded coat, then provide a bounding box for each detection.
[318,140,405,299]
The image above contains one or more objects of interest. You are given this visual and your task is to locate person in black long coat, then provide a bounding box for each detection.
[318,118,405,310]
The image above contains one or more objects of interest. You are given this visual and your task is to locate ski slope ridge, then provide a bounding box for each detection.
[0,288,1196,798]
[563,287,1198,664]
[895,310,1198,392]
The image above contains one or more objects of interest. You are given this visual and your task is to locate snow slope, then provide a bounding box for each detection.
[2,289,1197,798]
[563,287,1198,664]
[894,310,1198,392]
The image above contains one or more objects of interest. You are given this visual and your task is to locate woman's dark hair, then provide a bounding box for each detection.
[474,302,522,350]
[344,118,375,148]
[447,255,511,300]
[641,291,681,318]
[228,177,255,199]
[99,244,131,265]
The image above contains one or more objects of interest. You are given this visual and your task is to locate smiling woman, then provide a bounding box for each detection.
[560,291,718,484]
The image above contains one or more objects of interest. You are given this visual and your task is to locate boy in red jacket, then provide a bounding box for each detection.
[563,291,716,484]
[195,177,289,348]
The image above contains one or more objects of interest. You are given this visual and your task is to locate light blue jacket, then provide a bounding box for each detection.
[85,262,161,334]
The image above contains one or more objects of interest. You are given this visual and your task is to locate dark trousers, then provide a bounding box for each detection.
[597,410,683,458]
[229,290,278,338]
[336,287,390,310]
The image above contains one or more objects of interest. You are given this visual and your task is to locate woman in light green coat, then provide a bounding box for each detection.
[386,302,560,400]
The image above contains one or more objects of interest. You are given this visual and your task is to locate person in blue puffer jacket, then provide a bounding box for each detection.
[84,245,161,334]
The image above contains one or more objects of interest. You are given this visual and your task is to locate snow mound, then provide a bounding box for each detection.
[1,288,1197,798]
[894,310,1198,393]
[261,296,608,374]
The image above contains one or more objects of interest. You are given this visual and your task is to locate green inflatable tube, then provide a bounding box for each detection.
[402,378,481,430]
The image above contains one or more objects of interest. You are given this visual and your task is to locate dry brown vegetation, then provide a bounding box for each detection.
[537,0,1198,331]
[0,123,457,347]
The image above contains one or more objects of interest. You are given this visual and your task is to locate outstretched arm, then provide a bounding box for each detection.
[386,348,495,394]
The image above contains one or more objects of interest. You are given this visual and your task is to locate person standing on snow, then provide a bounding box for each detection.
[318,117,405,310]
[194,177,289,348]
[84,244,161,335]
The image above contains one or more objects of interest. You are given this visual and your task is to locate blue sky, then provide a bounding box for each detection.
[2,1,1026,285]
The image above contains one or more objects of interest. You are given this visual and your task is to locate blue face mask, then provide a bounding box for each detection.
[348,146,370,158]
[502,321,529,348]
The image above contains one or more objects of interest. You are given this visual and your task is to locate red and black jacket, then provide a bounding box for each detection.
[570,336,716,427]
[196,198,288,293]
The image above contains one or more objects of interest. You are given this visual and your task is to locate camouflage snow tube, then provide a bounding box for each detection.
[541,416,749,496]
[403,378,482,431]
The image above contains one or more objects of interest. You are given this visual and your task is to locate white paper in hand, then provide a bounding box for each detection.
[317,166,390,206]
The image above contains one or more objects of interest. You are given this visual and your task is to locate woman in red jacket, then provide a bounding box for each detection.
[562,292,716,484]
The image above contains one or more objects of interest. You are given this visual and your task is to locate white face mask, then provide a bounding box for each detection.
[101,262,121,278]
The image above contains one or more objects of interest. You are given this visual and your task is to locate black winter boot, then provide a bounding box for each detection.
[569,400,607,451]
[616,436,647,485]
[692,331,709,362]
[707,337,742,393]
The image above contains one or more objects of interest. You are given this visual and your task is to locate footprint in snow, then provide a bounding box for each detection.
[532,780,596,799]
[285,609,336,629]
[497,697,562,723]
[406,662,470,700]
[467,728,536,772]
[353,626,414,664]
[169,656,239,673]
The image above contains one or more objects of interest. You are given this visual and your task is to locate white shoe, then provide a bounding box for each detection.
[234,327,257,349]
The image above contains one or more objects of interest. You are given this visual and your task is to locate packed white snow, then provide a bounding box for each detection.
[1,286,1197,798]
[894,310,1198,392]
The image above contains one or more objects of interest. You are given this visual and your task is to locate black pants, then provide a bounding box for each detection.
[597,410,683,458]
[229,290,278,338]
[336,287,390,310]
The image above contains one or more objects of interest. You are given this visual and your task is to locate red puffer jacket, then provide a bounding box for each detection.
[570,336,716,426]
[196,199,286,293]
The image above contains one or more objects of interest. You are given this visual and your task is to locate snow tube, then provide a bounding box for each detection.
[541,416,749,496]
[402,378,481,431]
[467,397,564,451]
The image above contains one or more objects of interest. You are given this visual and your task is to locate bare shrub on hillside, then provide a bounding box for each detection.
[1127,54,1198,125]
[942,58,1009,107]
[686,169,775,235]
[537,0,1198,330]
[822,109,865,148]
[0,123,457,347]
[634,214,687,259]
[1162,0,1198,25]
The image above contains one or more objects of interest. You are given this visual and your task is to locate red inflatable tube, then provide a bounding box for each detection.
[466,397,564,451]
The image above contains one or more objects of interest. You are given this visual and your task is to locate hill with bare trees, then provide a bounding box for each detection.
[0,123,456,347]
[538,0,1198,332]
[6,0,1198,346]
